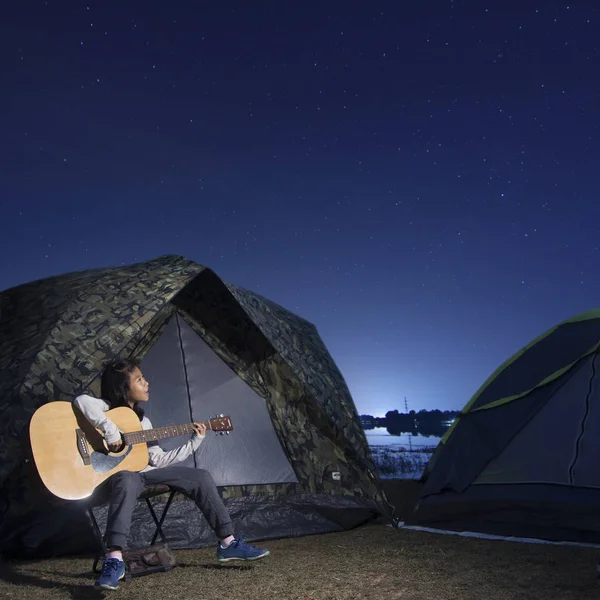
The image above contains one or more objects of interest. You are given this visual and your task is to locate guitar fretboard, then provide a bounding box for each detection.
[123,422,200,445]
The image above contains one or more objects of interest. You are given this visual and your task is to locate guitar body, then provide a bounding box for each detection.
[30,402,149,500]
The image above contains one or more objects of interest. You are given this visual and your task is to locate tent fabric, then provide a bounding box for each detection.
[438,311,600,444]
[0,255,388,558]
[141,312,299,486]
[411,310,600,543]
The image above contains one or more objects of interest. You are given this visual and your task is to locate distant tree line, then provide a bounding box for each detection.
[360,409,461,438]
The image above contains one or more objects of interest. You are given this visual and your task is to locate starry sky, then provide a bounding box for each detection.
[2,1,599,417]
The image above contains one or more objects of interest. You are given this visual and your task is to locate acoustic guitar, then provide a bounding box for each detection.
[29,401,233,501]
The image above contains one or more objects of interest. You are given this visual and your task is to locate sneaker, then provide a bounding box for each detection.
[217,536,270,562]
[95,557,126,590]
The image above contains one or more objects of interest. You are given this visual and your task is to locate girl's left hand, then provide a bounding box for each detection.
[192,422,207,437]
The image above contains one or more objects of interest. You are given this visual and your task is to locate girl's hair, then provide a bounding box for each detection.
[100,358,145,421]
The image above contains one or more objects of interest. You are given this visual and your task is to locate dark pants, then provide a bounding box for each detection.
[102,467,234,550]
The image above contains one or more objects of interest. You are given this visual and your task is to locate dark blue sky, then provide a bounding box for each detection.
[2,1,599,416]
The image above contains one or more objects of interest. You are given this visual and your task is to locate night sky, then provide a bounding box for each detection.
[2,1,599,417]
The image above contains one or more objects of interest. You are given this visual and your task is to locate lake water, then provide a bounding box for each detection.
[365,427,441,448]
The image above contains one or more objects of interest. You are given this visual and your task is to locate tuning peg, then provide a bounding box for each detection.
[226,431,230,436]
[219,413,224,417]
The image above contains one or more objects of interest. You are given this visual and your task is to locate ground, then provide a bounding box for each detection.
[0,481,598,599]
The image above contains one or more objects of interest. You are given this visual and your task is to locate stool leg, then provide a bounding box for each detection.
[87,506,108,573]
[147,491,176,546]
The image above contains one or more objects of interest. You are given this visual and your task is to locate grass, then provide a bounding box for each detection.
[370,446,435,478]
[0,481,598,600]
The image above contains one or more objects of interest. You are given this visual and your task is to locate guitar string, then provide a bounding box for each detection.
[121,419,230,444]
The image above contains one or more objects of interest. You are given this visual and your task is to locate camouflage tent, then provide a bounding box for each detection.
[0,255,390,558]
[411,309,600,543]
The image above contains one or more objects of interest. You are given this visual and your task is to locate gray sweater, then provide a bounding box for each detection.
[73,394,204,472]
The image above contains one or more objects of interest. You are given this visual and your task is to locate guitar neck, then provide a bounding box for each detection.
[122,419,210,446]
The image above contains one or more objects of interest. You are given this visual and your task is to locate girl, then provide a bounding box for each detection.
[74,358,269,591]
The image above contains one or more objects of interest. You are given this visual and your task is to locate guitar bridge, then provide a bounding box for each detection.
[76,429,91,465]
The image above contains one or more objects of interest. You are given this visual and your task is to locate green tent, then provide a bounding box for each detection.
[411,309,600,543]
[0,255,389,557]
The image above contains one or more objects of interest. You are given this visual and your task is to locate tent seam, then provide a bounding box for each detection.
[175,312,198,469]
[463,338,600,415]
[568,351,597,484]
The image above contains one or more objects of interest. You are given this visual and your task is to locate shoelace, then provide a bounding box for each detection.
[101,559,121,576]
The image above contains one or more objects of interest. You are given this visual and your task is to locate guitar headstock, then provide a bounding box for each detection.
[208,414,233,433]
